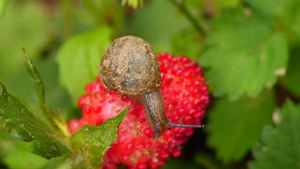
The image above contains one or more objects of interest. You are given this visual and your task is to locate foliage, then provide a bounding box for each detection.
[56,27,112,104]
[0,49,128,168]
[249,101,300,169]
[0,0,300,168]
[201,8,288,99]
[0,81,69,159]
[70,107,129,169]
[206,90,275,162]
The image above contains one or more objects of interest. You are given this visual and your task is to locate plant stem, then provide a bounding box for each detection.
[170,0,209,35]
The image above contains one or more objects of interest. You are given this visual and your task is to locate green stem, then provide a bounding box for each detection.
[170,0,209,35]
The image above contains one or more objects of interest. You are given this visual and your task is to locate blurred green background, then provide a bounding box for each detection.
[1,0,300,169]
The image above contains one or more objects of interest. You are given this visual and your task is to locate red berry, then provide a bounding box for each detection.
[68,53,209,168]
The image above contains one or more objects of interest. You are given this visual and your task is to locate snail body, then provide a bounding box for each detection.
[99,35,205,138]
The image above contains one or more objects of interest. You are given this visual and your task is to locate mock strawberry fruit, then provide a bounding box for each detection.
[68,53,209,169]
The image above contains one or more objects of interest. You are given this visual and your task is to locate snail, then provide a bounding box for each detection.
[99,35,205,138]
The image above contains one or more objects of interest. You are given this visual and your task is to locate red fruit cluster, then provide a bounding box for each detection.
[68,53,210,169]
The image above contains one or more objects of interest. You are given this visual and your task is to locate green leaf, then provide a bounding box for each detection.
[201,9,288,99]
[0,82,70,159]
[245,0,300,40]
[206,90,275,163]
[70,106,129,169]
[245,0,299,20]
[56,27,111,104]
[280,47,300,97]
[0,127,49,169]
[249,100,300,169]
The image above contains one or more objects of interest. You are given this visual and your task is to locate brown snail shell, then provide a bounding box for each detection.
[99,35,162,95]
